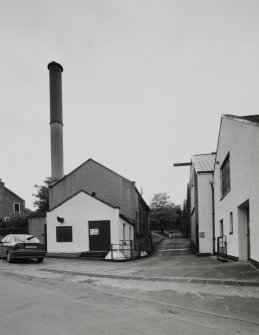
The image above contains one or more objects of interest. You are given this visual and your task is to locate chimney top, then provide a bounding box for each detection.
[47,61,63,72]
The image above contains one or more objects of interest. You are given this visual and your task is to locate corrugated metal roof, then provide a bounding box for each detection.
[192,153,215,173]
[224,114,259,124]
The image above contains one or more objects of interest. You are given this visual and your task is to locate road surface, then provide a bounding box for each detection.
[0,263,259,335]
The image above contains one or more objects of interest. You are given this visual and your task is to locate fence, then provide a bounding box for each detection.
[110,240,134,260]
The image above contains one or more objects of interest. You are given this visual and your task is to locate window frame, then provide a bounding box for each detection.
[220,153,231,199]
[229,212,233,234]
[219,219,224,237]
[123,223,126,241]
[56,226,73,243]
[14,202,21,213]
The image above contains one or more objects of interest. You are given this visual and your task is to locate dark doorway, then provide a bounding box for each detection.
[89,220,111,251]
[238,200,250,261]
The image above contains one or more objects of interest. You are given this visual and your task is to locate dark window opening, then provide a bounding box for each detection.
[56,226,73,242]
[229,212,233,234]
[14,202,20,213]
[221,153,230,197]
[219,219,224,237]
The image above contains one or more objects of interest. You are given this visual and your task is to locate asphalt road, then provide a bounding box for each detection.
[0,268,259,335]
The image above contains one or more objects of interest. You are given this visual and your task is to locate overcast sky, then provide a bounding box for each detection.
[1,0,259,210]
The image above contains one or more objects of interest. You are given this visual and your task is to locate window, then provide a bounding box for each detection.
[14,202,21,213]
[219,219,224,237]
[221,153,230,197]
[123,223,126,240]
[229,212,233,234]
[2,235,11,243]
[5,217,10,222]
[56,226,73,242]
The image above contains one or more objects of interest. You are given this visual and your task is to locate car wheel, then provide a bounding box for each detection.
[37,258,44,263]
[6,252,12,263]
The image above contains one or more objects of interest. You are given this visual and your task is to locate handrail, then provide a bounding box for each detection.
[110,240,133,260]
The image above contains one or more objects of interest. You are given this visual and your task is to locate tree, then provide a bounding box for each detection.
[32,177,52,214]
[149,192,181,231]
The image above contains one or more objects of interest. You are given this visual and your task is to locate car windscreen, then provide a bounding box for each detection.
[13,236,40,243]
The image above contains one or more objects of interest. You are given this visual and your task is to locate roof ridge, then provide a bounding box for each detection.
[50,158,134,188]
[48,189,120,212]
[193,153,216,157]
[223,114,259,126]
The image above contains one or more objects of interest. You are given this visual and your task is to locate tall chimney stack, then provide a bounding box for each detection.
[47,61,64,182]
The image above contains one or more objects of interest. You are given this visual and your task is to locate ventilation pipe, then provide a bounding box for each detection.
[47,61,64,182]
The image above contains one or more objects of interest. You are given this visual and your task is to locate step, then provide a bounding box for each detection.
[79,251,109,259]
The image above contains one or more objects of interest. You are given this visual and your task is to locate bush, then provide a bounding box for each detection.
[0,227,28,237]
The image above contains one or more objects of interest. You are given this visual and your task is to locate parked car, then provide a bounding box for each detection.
[0,234,46,263]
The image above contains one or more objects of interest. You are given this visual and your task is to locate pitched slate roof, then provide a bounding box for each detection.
[50,158,133,188]
[48,189,120,212]
[192,153,215,173]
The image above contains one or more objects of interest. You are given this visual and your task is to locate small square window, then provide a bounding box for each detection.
[14,203,20,213]
[229,212,233,234]
[5,217,10,222]
[56,226,73,242]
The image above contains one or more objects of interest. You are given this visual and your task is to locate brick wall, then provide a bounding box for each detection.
[137,193,150,235]
[0,182,25,220]
[49,159,137,220]
[28,217,46,244]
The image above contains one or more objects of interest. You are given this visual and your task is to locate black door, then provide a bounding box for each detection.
[89,221,111,251]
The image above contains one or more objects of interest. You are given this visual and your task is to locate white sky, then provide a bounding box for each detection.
[1,0,259,210]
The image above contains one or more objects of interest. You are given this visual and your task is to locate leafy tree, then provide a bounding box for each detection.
[33,177,52,214]
[150,192,181,231]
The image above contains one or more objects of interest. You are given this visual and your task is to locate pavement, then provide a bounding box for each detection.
[1,232,259,333]
[44,232,259,287]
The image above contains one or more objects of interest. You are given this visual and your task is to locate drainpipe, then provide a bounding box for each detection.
[210,182,215,255]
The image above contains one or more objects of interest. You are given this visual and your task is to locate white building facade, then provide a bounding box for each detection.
[214,115,259,266]
[47,190,134,254]
[189,154,215,255]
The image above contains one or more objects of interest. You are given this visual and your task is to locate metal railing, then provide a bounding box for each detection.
[110,240,134,260]
[217,235,227,258]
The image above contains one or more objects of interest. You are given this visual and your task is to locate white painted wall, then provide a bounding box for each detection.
[119,217,134,242]
[214,116,259,262]
[47,192,120,253]
[197,173,214,254]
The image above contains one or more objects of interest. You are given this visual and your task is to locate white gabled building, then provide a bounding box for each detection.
[44,62,150,259]
[47,190,134,254]
[175,114,259,269]
[189,154,215,255]
[214,114,259,267]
